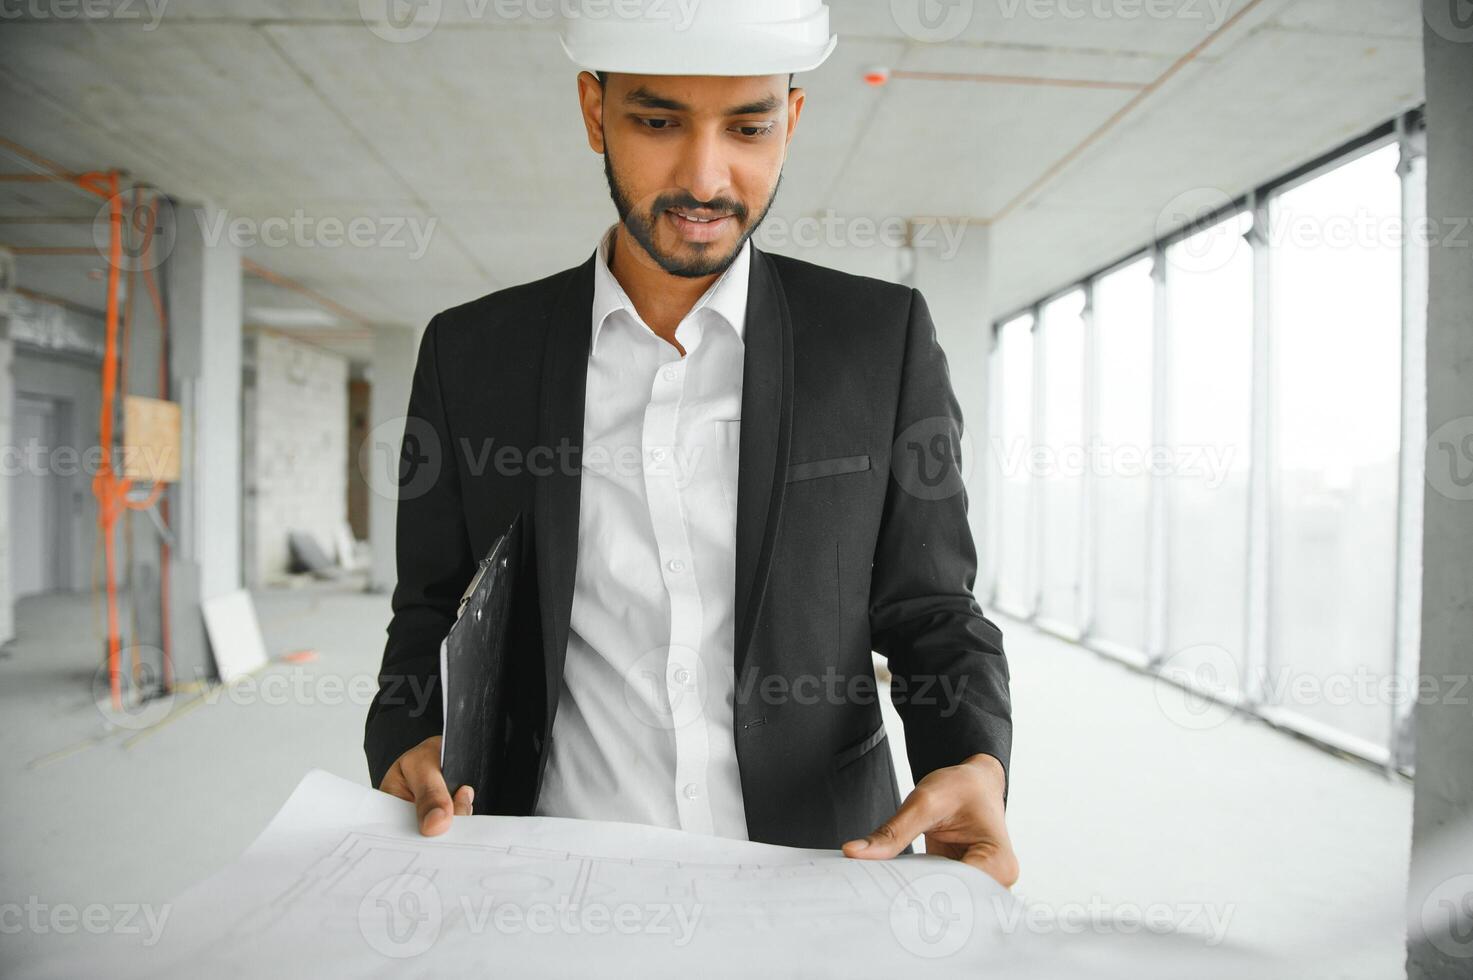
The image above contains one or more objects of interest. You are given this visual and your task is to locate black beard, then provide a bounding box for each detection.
[602,147,783,279]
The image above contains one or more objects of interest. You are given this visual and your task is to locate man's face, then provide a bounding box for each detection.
[578,72,805,278]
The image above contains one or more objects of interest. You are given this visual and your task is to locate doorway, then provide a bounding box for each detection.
[11,393,74,596]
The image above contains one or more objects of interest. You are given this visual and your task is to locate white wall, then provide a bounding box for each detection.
[907,224,994,576]
[367,325,419,593]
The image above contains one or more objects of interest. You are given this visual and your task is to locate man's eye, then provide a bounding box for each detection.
[735,124,775,138]
[641,117,676,130]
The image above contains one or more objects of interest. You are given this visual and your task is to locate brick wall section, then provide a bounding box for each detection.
[249,331,348,584]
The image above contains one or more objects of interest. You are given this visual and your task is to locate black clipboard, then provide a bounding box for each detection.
[438,514,521,815]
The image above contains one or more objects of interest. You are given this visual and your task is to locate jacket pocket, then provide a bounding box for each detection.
[828,717,903,846]
[832,718,889,771]
[786,454,871,484]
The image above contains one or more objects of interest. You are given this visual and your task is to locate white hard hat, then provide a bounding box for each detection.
[559,0,838,77]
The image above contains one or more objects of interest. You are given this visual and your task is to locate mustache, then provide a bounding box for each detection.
[652,193,747,221]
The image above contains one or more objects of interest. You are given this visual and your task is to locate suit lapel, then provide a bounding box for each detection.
[733,246,794,678]
[535,252,594,729]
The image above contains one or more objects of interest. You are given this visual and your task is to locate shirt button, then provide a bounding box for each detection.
[662,366,678,382]
[667,558,686,573]
[673,667,691,685]
[683,783,700,801]
[650,447,668,462]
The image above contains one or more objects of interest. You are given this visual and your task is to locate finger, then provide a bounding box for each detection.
[452,785,475,817]
[842,790,940,860]
[380,768,413,803]
[959,841,1020,889]
[404,754,455,837]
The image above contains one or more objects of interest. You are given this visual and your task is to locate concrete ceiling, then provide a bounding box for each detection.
[0,0,1426,359]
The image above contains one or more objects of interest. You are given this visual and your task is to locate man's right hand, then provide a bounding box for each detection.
[377,735,474,836]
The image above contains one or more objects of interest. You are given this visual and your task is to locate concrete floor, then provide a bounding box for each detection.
[1,584,1413,977]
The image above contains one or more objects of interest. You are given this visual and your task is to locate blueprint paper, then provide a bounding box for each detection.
[19,770,1222,979]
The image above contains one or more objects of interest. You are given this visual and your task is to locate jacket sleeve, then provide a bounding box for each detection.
[868,286,1013,799]
[364,314,477,788]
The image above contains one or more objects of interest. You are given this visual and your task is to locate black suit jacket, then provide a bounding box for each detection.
[364,244,1011,849]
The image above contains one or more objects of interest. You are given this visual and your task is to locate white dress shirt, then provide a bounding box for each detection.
[533,224,751,840]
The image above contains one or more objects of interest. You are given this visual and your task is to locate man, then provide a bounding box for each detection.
[364,0,1017,887]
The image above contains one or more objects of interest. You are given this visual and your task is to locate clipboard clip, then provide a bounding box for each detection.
[456,556,495,621]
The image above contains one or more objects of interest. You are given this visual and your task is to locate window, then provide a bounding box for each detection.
[1265,143,1404,751]
[1092,258,1154,653]
[986,116,1422,767]
[991,314,1035,617]
[1037,290,1086,631]
[1162,211,1255,692]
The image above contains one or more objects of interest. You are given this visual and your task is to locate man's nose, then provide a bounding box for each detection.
[671,129,733,211]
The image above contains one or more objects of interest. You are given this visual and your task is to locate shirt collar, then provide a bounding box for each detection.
[590,223,751,355]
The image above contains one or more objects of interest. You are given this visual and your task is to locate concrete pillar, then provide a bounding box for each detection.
[160,200,243,684]
[1406,5,1473,977]
[124,209,170,677]
[366,324,419,593]
[0,292,13,647]
[905,221,995,594]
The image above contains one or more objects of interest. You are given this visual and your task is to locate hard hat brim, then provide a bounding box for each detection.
[560,30,838,77]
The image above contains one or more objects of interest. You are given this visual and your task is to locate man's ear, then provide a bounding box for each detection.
[576,70,607,154]
[785,86,806,148]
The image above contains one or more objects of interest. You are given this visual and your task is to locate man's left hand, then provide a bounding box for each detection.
[841,753,1018,888]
